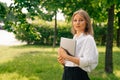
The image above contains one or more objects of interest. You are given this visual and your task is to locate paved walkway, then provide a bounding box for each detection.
[0,30,26,46]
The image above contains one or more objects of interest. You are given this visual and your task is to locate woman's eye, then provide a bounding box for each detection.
[73,20,77,22]
[73,19,84,22]
[79,19,83,21]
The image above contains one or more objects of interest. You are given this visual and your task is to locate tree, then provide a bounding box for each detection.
[3,0,64,46]
[40,0,64,47]
[53,10,57,47]
[104,0,120,73]
[105,5,114,73]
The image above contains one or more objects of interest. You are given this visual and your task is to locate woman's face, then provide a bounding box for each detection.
[73,13,86,33]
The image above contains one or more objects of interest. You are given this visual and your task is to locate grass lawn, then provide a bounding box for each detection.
[0,45,120,80]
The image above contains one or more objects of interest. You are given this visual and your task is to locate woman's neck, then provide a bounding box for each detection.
[76,31,84,37]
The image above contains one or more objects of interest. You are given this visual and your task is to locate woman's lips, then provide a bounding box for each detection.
[76,26,80,27]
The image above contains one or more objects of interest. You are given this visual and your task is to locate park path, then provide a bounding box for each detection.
[0,30,26,46]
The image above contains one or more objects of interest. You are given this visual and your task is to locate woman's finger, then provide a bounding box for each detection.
[58,57,65,65]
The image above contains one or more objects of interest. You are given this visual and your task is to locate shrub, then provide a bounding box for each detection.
[15,23,72,45]
[93,26,107,46]
[15,23,41,44]
[15,22,107,46]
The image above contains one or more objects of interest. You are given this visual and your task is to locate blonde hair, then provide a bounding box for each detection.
[71,9,93,36]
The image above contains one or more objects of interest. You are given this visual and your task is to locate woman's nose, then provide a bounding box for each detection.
[76,21,80,25]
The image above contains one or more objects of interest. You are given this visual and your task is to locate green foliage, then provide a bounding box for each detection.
[13,20,109,46]
[57,26,73,43]
[2,0,119,46]
[0,2,7,21]
[94,26,107,46]
[35,25,53,45]
[15,23,41,44]
[14,23,72,45]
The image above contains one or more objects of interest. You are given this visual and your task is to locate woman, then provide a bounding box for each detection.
[58,9,98,80]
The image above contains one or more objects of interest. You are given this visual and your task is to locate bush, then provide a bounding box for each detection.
[15,23,41,44]
[14,21,107,46]
[57,26,73,44]
[35,25,73,45]
[93,26,107,46]
[15,23,73,45]
[35,25,54,45]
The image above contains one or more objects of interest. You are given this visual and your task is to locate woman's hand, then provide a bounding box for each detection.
[57,47,70,65]
[58,47,68,65]
[57,56,65,65]
[58,47,80,65]
[58,47,69,59]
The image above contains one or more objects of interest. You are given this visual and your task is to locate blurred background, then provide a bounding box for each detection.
[0,0,120,80]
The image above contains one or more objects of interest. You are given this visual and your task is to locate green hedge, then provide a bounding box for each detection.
[15,23,41,44]
[15,23,107,46]
[93,26,107,45]
[15,23,73,45]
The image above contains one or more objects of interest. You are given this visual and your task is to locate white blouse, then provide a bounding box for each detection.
[65,33,98,72]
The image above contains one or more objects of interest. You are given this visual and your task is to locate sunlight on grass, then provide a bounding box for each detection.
[97,46,120,53]
[0,72,40,80]
[0,45,58,64]
[97,46,105,53]
[114,70,120,78]
[102,73,108,79]
[0,72,29,80]
[0,45,119,80]
[0,45,62,80]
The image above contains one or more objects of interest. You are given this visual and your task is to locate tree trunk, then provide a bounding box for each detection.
[53,11,57,47]
[117,16,120,47]
[105,5,114,73]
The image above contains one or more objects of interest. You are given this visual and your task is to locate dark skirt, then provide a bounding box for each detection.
[62,66,90,80]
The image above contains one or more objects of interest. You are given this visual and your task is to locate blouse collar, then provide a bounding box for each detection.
[74,33,84,40]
